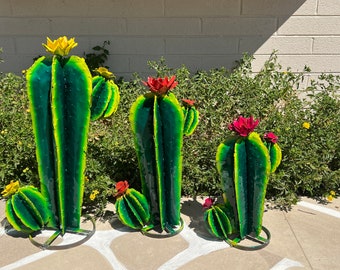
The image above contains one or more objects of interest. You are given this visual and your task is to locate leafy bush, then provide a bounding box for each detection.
[0,53,339,215]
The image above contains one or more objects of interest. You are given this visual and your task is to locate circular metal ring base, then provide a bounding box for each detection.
[225,226,271,251]
[29,215,96,250]
[141,218,184,238]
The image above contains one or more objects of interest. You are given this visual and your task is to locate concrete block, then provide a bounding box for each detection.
[166,37,238,54]
[239,36,312,55]
[0,18,50,35]
[165,0,241,16]
[127,18,201,36]
[203,17,276,36]
[318,0,340,15]
[0,37,16,54]
[50,18,126,35]
[313,37,340,54]
[129,54,165,73]
[278,16,340,35]
[106,55,130,73]
[242,0,317,16]
[0,0,12,16]
[110,37,165,55]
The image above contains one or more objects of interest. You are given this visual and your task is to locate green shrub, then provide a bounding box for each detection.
[0,53,339,215]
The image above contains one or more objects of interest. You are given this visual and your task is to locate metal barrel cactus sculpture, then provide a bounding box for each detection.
[114,181,150,230]
[130,76,185,232]
[26,37,92,233]
[215,116,282,244]
[182,99,199,136]
[2,181,51,233]
[90,67,120,121]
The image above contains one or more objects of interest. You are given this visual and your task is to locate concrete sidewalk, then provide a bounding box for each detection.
[0,197,339,270]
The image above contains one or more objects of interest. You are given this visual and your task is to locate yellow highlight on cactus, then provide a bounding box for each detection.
[42,36,78,56]
[1,180,19,198]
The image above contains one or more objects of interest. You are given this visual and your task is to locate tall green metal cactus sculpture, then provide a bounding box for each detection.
[130,76,185,233]
[26,37,92,234]
[215,116,282,246]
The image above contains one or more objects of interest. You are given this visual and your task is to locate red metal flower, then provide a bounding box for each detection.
[182,99,196,107]
[228,116,259,137]
[202,197,214,209]
[114,180,129,197]
[264,132,278,144]
[142,75,178,95]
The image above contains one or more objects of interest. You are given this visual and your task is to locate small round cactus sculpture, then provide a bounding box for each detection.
[114,181,150,230]
[3,181,51,233]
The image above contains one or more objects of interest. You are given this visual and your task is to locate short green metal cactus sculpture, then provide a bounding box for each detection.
[26,37,92,234]
[90,67,120,121]
[213,116,282,248]
[130,76,185,233]
[2,181,51,233]
[114,181,150,230]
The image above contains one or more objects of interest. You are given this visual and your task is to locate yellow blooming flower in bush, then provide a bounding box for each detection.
[90,189,100,201]
[94,67,115,80]
[42,36,78,56]
[327,190,336,202]
[302,122,310,129]
[1,180,19,198]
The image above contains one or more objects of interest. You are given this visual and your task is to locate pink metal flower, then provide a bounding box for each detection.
[114,180,129,197]
[202,197,215,209]
[228,116,259,137]
[182,99,196,107]
[142,75,178,95]
[264,132,278,144]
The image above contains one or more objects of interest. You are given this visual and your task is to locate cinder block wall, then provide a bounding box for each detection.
[0,0,339,80]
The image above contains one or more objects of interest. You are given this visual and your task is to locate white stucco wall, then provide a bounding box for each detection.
[0,0,339,80]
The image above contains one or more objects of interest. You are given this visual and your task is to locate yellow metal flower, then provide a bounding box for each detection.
[302,122,310,129]
[90,189,100,201]
[1,180,20,198]
[94,67,115,80]
[42,36,78,56]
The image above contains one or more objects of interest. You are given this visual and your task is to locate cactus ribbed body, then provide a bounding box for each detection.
[265,142,282,173]
[27,55,92,233]
[5,186,51,233]
[130,93,184,230]
[91,76,120,121]
[115,188,150,229]
[216,132,270,239]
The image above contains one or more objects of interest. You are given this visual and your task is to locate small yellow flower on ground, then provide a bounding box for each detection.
[1,180,20,198]
[42,36,78,56]
[302,122,310,129]
[90,189,100,201]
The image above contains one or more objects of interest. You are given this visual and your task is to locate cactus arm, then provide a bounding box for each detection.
[269,143,282,173]
[26,56,57,227]
[158,93,184,226]
[183,106,199,136]
[51,56,92,232]
[204,205,232,239]
[130,94,161,224]
[216,136,239,225]
[246,132,271,236]
[234,138,249,239]
[103,81,120,117]
[90,76,112,121]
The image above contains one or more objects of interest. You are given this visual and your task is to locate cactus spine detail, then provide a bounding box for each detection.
[130,76,184,231]
[26,37,92,233]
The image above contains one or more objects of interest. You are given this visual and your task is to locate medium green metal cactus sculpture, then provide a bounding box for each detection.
[130,76,185,233]
[26,37,93,234]
[2,181,52,233]
[212,116,282,248]
[114,181,150,230]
